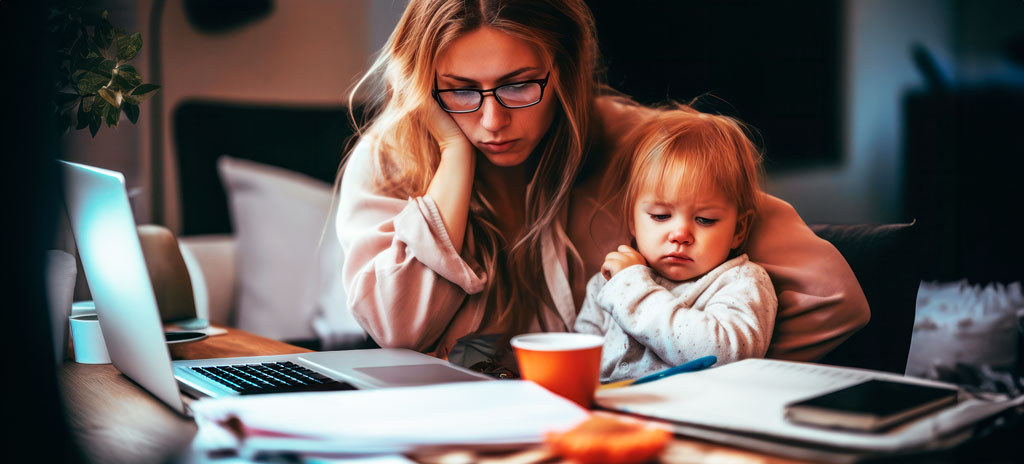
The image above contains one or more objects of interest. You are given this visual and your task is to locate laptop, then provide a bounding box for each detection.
[59,160,490,415]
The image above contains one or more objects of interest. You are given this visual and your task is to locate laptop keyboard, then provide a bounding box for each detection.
[191,361,356,395]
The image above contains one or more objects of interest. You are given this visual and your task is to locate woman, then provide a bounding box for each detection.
[336,0,868,368]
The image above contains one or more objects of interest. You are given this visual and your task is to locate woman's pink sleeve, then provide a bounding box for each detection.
[335,141,485,351]
[749,194,871,361]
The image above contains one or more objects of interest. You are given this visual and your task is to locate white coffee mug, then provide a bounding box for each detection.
[69,314,111,364]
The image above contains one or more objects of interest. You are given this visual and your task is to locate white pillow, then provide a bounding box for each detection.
[217,156,365,346]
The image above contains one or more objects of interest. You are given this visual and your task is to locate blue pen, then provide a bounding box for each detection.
[631,355,717,385]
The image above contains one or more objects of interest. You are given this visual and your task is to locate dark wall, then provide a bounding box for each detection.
[904,89,1024,284]
[588,0,842,171]
[0,0,83,461]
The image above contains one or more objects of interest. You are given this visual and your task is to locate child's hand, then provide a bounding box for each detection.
[601,245,647,280]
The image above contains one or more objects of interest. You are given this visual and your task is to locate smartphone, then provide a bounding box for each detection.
[784,379,958,432]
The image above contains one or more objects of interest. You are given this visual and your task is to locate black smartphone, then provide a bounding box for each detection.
[784,379,959,432]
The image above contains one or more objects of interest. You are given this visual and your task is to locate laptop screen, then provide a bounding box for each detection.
[61,161,186,413]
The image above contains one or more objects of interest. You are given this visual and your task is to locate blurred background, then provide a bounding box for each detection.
[14,2,1020,460]
[8,2,1022,460]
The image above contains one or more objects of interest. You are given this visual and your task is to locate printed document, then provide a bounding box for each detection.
[191,380,589,458]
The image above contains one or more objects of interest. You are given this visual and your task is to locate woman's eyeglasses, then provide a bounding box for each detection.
[433,72,550,113]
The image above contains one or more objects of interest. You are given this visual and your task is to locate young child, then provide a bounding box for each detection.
[574,106,778,383]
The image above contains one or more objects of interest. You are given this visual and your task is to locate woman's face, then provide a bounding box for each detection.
[435,27,558,168]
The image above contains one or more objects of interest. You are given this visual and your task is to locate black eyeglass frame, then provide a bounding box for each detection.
[432,72,550,113]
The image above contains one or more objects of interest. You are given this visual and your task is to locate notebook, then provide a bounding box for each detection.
[596,358,1023,459]
[60,160,490,416]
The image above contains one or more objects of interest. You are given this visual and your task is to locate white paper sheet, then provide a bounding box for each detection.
[191,380,589,458]
[596,359,1023,453]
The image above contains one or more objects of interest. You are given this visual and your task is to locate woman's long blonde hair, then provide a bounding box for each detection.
[345,0,603,335]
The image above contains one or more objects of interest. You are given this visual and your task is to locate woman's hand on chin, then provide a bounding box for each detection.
[425,101,474,155]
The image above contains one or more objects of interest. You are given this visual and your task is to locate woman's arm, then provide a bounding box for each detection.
[596,259,777,366]
[336,139,485,351]
[749,194,871,361]
[423,102,476,251]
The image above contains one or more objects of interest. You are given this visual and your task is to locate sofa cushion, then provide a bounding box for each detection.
[812,222,920,373]
[218,156,366,346]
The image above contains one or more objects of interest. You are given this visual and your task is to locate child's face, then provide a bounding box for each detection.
[631,185,750,282]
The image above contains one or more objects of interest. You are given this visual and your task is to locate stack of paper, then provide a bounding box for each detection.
[191,380,589,459]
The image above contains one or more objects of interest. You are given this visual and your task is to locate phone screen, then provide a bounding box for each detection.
[794,379,957,416]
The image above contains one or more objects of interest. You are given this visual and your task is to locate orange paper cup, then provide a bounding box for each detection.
[511,333,603,408]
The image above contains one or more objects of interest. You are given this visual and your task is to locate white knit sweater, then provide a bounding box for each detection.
[574,254,778,383]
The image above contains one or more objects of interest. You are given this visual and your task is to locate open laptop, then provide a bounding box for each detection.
[60,160,490,415]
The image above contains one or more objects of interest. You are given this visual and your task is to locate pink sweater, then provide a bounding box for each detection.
[336,134,869,361]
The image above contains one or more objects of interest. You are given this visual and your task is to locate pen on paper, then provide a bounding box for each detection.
[632,355,717,386]
[599,355,717,390]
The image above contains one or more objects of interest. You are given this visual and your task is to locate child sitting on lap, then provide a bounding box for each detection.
[574,105,778,383]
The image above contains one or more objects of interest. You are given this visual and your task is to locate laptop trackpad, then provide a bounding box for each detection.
[353,364,488,387]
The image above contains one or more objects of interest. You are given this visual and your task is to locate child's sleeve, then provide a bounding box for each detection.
[572,273,612,336]
[596,262,778,367]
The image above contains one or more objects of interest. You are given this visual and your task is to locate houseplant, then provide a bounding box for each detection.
[51,5,160,137]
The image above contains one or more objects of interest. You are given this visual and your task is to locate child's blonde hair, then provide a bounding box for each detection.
[622,104,765,248]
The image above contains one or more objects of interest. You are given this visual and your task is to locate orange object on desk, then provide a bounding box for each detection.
[546,413,672,464]
[511,333,603,407]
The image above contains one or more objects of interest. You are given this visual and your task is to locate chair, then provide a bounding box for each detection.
[813,222,920,374]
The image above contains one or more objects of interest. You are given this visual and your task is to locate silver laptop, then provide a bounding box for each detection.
[60,160,489,415]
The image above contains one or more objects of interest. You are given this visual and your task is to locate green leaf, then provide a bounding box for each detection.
[94,59,116,78]
[85,35,104,57]
[81,95,96,113]
[89,114,100,137]
[111,73,131,90]
[95,24,111,50]
[91,97,110,115]
[123,93,143,106]
[123,102,139,124]
[75,71,108,94]
[98,88,120,108]
[113,65,142,88]
[76,100,90,129]
[97,15,115,49]
[105,100,121,127]
[116,32,142,62]
[131,83,161,97]
[73,56,103,78]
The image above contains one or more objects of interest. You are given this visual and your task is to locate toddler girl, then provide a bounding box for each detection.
[574,106,778,383]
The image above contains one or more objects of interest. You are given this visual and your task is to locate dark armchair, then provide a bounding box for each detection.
[813,222,920,374]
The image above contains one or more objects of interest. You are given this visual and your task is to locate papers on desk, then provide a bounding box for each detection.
[191,380,589,458]
[596,359,1024,454]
